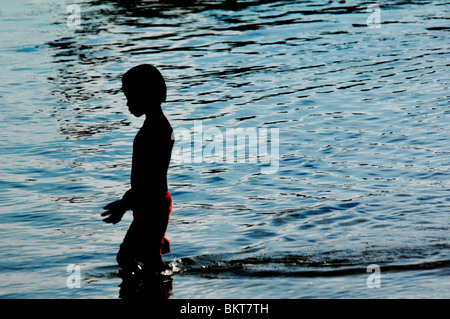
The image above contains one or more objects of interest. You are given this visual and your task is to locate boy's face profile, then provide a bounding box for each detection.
[121,64,167,118]
[122,84,147,117]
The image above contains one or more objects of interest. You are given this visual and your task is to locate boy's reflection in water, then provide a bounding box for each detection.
[118,272,173,299]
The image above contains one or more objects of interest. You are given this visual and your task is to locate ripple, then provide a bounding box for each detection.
[1,0,449,299]
[172,244,450,279]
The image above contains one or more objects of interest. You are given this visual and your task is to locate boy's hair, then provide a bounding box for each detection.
[122,64,167,103]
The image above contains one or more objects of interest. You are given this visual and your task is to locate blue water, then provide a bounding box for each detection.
[1,0,449,299]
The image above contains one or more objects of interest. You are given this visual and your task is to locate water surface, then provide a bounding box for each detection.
[0,0,449,298]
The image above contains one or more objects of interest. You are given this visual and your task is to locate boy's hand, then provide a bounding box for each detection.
[101,200,127,224]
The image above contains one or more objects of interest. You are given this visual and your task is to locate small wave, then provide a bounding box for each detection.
[170,246,450,278]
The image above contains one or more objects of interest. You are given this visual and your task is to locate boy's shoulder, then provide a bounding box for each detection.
[137,118,172,140]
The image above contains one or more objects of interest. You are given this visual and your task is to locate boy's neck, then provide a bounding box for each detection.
[144,106,164,121]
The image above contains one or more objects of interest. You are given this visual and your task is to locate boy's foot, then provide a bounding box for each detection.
[138,256,172,276]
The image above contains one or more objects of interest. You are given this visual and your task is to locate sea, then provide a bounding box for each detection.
[0,0,449,298]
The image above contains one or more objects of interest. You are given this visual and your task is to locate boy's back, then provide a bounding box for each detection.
[131,114,173,209]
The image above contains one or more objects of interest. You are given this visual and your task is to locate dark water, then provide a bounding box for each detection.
[1,0,449,298]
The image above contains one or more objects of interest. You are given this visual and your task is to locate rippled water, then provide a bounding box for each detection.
[1,0,449,299]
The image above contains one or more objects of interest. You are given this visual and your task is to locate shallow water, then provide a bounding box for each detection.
[1,0,449,299]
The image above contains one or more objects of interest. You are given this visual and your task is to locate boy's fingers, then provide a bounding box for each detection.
[103,216,120,224]
[104,202,116,209]
[103,215,114,223]
[104,200,124,210]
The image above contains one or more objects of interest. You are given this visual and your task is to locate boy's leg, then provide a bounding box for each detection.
[116,220,141,273]
[140,192,172,271]
[117,219,162,272]
[118,192,172,272]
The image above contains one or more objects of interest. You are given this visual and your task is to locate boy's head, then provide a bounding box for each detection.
[122,64,166,117]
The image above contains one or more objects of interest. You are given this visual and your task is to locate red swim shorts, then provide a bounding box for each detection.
[160,190,172,254]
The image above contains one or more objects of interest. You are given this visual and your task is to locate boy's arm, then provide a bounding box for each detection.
[101,189,133,224]
[121,188,134,208]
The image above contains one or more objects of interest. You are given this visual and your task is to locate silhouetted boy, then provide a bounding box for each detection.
[101,64,173,274]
